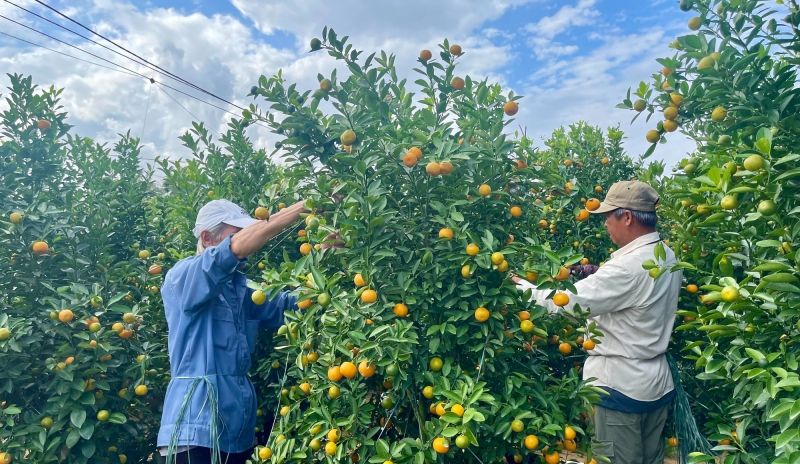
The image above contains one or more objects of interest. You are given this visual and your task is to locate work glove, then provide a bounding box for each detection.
[570,264,599,278]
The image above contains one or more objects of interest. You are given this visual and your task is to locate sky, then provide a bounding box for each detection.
[0,0,699,171]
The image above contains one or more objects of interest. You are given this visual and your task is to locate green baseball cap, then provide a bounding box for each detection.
[591,181,660,214]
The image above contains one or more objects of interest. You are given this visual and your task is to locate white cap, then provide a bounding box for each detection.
[192,199,258,238]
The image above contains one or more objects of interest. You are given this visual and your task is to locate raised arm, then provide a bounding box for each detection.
[230,200,308,259]
[516,262,636,316]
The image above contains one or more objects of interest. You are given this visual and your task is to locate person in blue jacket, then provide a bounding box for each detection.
[156,199,315,464]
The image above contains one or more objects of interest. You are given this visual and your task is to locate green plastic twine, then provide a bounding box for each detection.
[667,353,715,463]
[165,376,222,464]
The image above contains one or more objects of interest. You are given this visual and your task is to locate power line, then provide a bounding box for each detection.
[0,30,140,78]
[30,0,252,113]
[0,22,271,130]
[0,13,153,80]
[2,0,154,72]
[155,82,221,137]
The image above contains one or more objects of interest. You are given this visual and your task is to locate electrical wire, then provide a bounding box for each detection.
[155,82,221,137]
[2,0,153,71]
[30,0,251,113]
[0,30,139,77]
[0,24,271,130]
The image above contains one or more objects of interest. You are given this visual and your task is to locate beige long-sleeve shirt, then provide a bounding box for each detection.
[516,232,681,402]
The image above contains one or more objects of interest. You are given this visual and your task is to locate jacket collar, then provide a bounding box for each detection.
[611,232,661,259]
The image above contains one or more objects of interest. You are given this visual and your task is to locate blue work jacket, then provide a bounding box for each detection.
[156,235,296,454]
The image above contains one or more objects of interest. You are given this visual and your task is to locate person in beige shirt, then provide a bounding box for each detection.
[513,181,682,464]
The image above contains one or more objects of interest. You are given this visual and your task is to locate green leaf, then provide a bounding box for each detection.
[66,428,81,448]
[745,348,766,362]
[70,409,86,429]
[108,413,127,424]
[775,427,799,449]
[775,377,800,389]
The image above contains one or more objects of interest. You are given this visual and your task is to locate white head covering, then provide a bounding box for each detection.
[192,199,258,238]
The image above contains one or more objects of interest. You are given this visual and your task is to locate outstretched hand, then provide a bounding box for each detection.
[320,232,345,250]
[570,264,599,278]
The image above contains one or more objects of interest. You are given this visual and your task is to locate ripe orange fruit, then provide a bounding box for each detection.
[510,206,522,217]
[419,49,433,61]
[426,162,441,176]
[668,437,679,447]
[583,339,596,350]
[258,448,272,460]
[435,402,446,416]
[586,198,601,211]
[461,265,473,278]
[119,329,134,339]
[433,437,450,454]
[575,209,590,222]
[503,101,519,116]
[539,219,548,229]
[328,366,343,382]
[559,342,572,355]
[686,284,699,294]
[37,119,51,130]
[299,243,312,255]
[297,298,313,310]
[358,360,376,377]
[354,273,366,287]
[9,212,22,224]
[474,307,490,322]
[439,161,453,175]
[497,260,509,273]
[545,452,560,464]
[563,439,577,451]
[340,361,357,379]
[135,385,148,396]
[466,243,480,256]
[515,160,527,170]
[564,426,576,440]
[148,264,162,275]
[297,229,307,237]
[478,184,491,196]
[491,252,505,265]
[254,207,270,220]
[449,44,462,56]
[402,151,418,167]
[361,289,378,304]
[451,77,465,90]
[523,434,539,450]
[393,303,408,317]
[58,309,74,323]
[553,293,570,307]
[555,267,570,281]
[438,228,453,240]
[32,241,49,254]
[451,404,465,417]
[409,146,422,160]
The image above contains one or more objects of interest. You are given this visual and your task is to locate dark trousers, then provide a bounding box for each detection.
[173,447,253,464]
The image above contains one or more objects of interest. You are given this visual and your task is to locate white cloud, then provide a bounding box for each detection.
[0,0,699,175]
[519,25,696,168]
[523,0,599,39]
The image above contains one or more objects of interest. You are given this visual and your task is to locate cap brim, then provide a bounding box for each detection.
[223,217,259,229]
[590,202,619,214]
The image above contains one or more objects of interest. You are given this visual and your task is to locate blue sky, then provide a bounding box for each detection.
[0,0,698,167]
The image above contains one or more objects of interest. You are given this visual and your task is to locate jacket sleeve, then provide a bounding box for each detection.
[516,261,637,316]
[164,235,245,313]
[248,290,297,329]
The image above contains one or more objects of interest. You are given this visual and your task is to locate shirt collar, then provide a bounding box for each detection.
[611,232,661,259]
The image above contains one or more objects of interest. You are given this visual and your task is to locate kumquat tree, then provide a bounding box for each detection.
[243,29,640,464]
[619,0,800,462]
